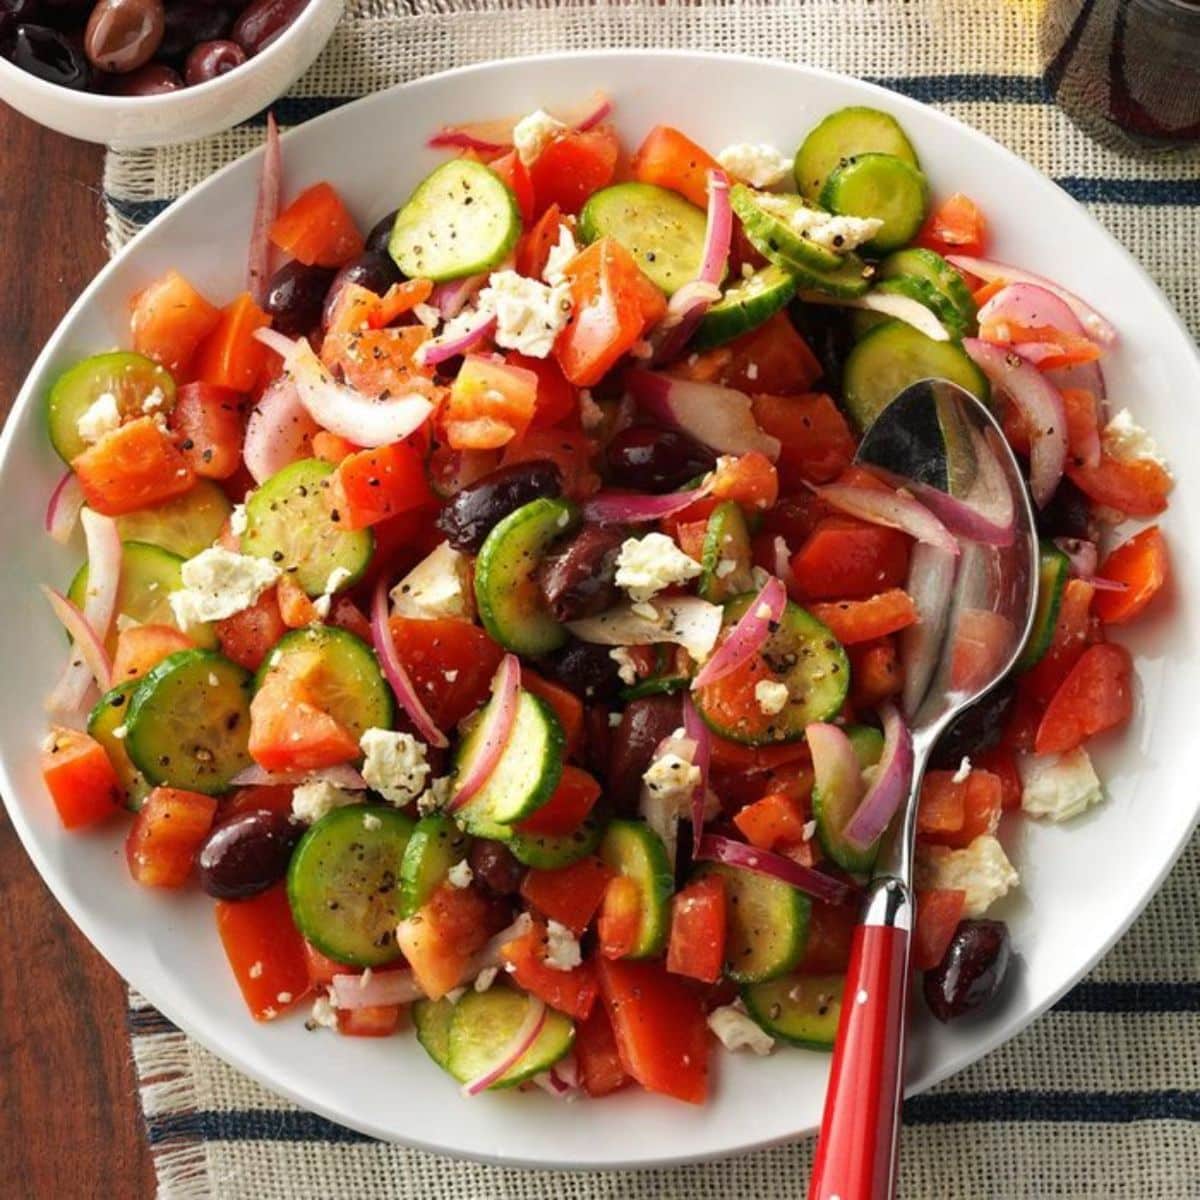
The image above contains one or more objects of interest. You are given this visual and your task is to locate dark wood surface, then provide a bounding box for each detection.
[0,106,157,1200]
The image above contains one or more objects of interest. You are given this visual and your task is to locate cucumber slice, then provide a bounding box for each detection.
[694,265,798,350]
[597,819,673,958]
[413,996,457,1071]
[819,153,930,255]
[1017,541,1071,671]
[474,497,579,656]
[794,106,920,203]
[87,680,152,811]
[878,247,978,330]
[813,722,886,875]
[287,803,415,967]
[46,351,175,464]
[125,649,252,795]
[446,985,575,1088]
[112,480,233,559]
[847,723,885,766]
[241,458,373,597]
[508,810,604,869]
[389,159,520,283]
[731,186,842,273]
[69,540,216,651]
[873,276,971,339]
[452,691,565,834]
[699,501,755,603]
[694,595,850,745]
[700,863,809,983]
[842,319,990,431]
[257,625,394,745]
[579,182,709,296]
[399,814,470,918]
[742,972,844,1048]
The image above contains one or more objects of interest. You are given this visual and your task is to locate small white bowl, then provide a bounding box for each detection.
[0,0,344,148]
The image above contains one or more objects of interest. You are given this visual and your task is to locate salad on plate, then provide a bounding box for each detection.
[35,95,1172,1104]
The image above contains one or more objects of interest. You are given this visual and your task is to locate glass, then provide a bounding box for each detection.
[1038,0,1200,151]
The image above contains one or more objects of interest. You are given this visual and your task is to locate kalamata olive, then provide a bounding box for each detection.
[1035,475,1093,541]
[436,461,564,552]
[923,919,1011,1022]
[605,425,717,493]
[156,0,227,60]
[537,524,625,623]
[609,693,684,814]
[6,23,90,85]
[183,36,241,83]
[468,840,524,896]
[264,260,336,337]
[365,208,400,255]
[84,0,163,73]
[540,638,623,703]
[231,0,305,56]
[930,679,1015,769]
[106,59,180,92]
[0,0,41,24]
[198,809,301,899]
[321,251,402,329]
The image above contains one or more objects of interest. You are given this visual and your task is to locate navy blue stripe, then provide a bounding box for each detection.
[126,1008,179,1036]
[904,1089,1200,1124]
[1057,177,1200,205]
[243,95,349,127]
[107,196,171,225]
[1054,981,1200,1013]
[869,74,1053,105]
[148,1109,375,1146]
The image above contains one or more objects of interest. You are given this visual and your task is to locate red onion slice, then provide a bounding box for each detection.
[806,722,864,813]
[963,338,1067,508]
[243,376,320,485]
[582,484,709,525]
[810,481,960,556]
[797,289,951,342]
[692,576,787,690]
[42,586,112,710]
[45,471,85,545]
[427,117,516,154]
[567,597,724,665]
[900,543,957,717]
[448,653,521,810]
[533,1055,579,1098]
[255,329,432,449]
[417,313,498,368]
[695,833,855,906]
[568,91,613,131]
[461,995,547,1097]
[370,578,448,749]
[330,969,424,1010]
[1054,536,1098,580]
[772,535,797,594]
[841,703,914,851]
[682,693,711,844]
[247,111,282,307]
[430,273,488,319]
[80,508,121,641]
[229,764,367,789]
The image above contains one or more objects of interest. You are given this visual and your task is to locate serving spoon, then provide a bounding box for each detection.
[808,379,1039,1200]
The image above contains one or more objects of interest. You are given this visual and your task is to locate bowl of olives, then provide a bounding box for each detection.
[0,0,343,146]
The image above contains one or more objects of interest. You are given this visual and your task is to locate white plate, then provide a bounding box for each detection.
[1,51,1198,1170]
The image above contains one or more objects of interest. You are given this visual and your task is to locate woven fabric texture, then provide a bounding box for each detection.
[104,2,1200,1197]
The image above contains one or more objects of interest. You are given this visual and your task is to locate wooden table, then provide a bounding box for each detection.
[0,106,157,1199]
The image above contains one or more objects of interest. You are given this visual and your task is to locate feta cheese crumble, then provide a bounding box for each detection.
[642,751,702,805]
[362,812,382,831]
[543,920,582,972]
[168,546,280,627]
[477,270,573,359]
[229,503,248,537]
[717,142,793,189]
[307,995,339,1031]
[446,859,474,889]
[1102,408,1171,477]
[390,542,472,621]
[952,756,972,785]
[412,302,441,329]
[754,679,790,716]
[708,1005,775,1055]
[610,646,639,686]
[417,775,453,816]
[916,834,1019,917]
[756,194,883,252]
[360,728,430,805]
[542,223,579,286]
[615,532,702,603]
[312,565,354,620]
[512,108,567,166]
[76,392,121,444]
[474,966,498,993]
[141,387,167,414]
[1018,747,1104,822]
[292,778,360,824]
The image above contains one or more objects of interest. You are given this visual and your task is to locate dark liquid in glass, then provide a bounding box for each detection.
[1040,0,1200,150]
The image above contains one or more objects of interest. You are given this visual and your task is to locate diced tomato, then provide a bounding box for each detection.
[519,857,613,935]
[507,352,577,430]
[791,517,911,601]
[598,874,642,959]
[111,624,193,683]
[130,269,221,376]
[1061,387,1102,461]
[221,783,295,822]
[974,745,1023,811]
[848,636,902,710]
[520,669,584,759]
[709,450,778,511]
[489,149,535,224]
[517,773,599,848]
[311,431,360,463]
[337,1004,404,1037]
[248,671,359,772]
[720,312,823,394]
[515,202,564,279]
[676,518,708,562]
[303,940,359,987]
[574,1003,630,1097]
[167,382,244,480]
[1093,526,1169,625]
[374,279,434,327]
[193,293,270,393]
[501,921,599,1020]
[324,282,379,339]
[216,589,287,671]
[733,791,810,851]
[1066,453,1171,517]
[666,876,726,984]
[73,417,196,516]
[275,575,316,628]
[126,786,218,887]
[40,727,123,829]
[554,237,666,387]
[917,771,967,837]
[215,882,312,1020]
[760,492,828,549]
[529,126,620,216]
[327,596,372,642]
[949,608,1017,694]
[912,889,967,970]
[799,899,857,973]
[752,393,857,488]
[708,732,812,774]
[388,616,504,730]
[631,125,721,209]
[972,278,1007,307]
[597,957,710,1104]
[270,181,364,268]
[808,588,919,645]
[1022,578,1096,706]
[323,326,438,405]
[501,427,601,500]
[1035,642,1133,755]
[916,193,987,258]
[327,441,433,532]
[396,883,498,1000]
[932,770,1002,850]
[441,353,539,450]
[660,492,720,542]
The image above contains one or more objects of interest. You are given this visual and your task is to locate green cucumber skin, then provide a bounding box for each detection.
[413,997,457,1072]
[698,500,754,603]
[598,819,674,958]
[694,265,798,350]
[794,105,920,202]
[730,186,842,273]
[112,479,232,560]
[399,815,470,918]
[741,972,844,1048]
[446,986,575,1088]
[1017,541,1072,671]
[818,152,930,256]
[878,247,978,329]
[507,811,604,869]
[701,863,810,984]
[87,680,152,811]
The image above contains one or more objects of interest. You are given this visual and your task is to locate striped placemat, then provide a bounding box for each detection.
[105,3,1200,1197]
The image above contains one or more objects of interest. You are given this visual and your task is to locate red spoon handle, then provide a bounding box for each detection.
[808,892,912,1200]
